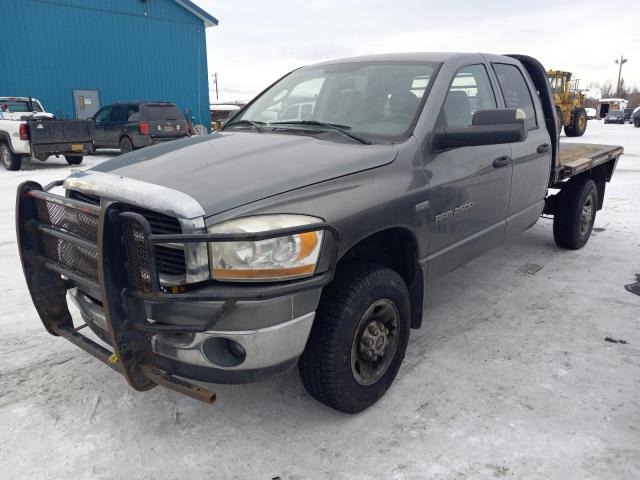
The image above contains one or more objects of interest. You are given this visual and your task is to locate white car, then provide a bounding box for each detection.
[585,107,597,120]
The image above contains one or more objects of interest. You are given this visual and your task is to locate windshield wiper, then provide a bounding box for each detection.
[224,119,265,132]
[269,120,371,145]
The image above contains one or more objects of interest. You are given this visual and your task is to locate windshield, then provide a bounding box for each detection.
[230,61,438,142]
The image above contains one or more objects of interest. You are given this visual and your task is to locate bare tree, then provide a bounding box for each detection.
[601,82,614,98]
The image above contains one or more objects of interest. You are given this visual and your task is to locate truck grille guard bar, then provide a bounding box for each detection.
[16,181,338,404]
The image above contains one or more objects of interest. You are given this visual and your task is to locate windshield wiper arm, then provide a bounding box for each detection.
[224,119,265,132]
[269,120,371,145]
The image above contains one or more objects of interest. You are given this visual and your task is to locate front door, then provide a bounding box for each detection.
[425,64,513,279]
[92,106,111,148]
[105,105,126,147]
[73,89,100,119]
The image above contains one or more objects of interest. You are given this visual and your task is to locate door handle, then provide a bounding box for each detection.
[537,143,550,154]
[492,156,511,168]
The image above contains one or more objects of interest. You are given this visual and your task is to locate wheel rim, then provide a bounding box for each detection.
[578,115,586,129]
[1,146,9,168]
[350,298,400,386]
[580,196,594,235]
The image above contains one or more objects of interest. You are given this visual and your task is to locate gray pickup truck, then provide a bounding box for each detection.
[17,53,623,413]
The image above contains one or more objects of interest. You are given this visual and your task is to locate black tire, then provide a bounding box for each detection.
[564,107,587,137]
[65,155,83,165]
[553,177,598,250]
[634,118,640,128]
[119,136,134,154]
[0,142,22,171]
[555,106,564,136]
[298,263,410,413]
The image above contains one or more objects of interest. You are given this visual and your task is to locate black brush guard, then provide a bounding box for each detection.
[16,181,338,404]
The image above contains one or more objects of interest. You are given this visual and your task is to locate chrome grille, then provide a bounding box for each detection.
[36,199,100,281]
[67,190,187,277]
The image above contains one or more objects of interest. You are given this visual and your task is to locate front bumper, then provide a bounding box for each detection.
[16,181,337,403]
[69,287,318,383]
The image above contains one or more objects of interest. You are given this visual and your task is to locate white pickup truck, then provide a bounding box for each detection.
[0,97,94,171]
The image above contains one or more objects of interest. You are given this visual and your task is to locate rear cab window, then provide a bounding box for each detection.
[140,104,184,121]
[492,63,538,130]
[0,99,41,113]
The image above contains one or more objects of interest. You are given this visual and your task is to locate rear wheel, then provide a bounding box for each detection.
[0,142,22,171]
[564,108,587,137]
[553,177,598,250]
[119,136,133,154]
[298,263,410,413]
[635,118,640,128]
[65,155,83,165]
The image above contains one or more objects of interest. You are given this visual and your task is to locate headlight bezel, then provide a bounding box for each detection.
[206,214,326,282]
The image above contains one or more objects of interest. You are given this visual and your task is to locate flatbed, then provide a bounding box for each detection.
[557,142,623,180]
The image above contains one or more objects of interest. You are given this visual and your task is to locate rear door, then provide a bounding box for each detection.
[140,103,188,139]
[490,60,552,236]
[425,64,513,278]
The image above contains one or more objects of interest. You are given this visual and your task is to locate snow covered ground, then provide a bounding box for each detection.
[1,122,639,479]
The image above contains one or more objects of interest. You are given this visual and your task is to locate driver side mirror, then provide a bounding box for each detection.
[434,108,527,150]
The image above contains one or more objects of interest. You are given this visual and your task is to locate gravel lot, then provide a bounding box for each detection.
[1,122,639,479]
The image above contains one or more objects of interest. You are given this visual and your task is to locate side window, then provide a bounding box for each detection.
[109,106,126,123]
[94,107,110,123]
[492,63,538,130]
[127,105,139,122]
[442,64,497,127]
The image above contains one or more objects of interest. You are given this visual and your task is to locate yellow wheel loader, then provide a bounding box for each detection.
[547,70,587,137]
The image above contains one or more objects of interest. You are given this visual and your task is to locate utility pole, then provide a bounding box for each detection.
[615,55,628,97]
[212,73,219,101]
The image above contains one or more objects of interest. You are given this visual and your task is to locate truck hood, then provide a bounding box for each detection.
[72,131,398,218]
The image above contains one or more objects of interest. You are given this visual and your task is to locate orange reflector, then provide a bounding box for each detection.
[297,231,318,260]
[213,264,315,280]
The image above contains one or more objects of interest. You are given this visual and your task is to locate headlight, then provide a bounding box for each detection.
[208,214,324,281]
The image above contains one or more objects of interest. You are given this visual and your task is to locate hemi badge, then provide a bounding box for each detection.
[415,200,430,213]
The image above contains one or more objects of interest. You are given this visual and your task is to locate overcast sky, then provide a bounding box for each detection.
[194,0,640,103]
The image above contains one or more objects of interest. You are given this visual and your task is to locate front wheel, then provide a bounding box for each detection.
[65,155,83,165]
[634,118,640,128]
[299,263,410,413]
[0,142,22,171]
[553,177,598,250]
[564,108,587,137]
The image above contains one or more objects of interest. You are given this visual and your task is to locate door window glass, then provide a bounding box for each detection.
[109,106,125,122]
[126,105,139,122]
[94,107,110,123]
[442,64,497,126]
[492,63,538,130]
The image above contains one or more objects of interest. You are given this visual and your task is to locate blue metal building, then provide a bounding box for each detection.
[0,0,217,129]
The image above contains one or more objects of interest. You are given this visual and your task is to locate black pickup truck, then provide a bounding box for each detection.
[16,53,622,413]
